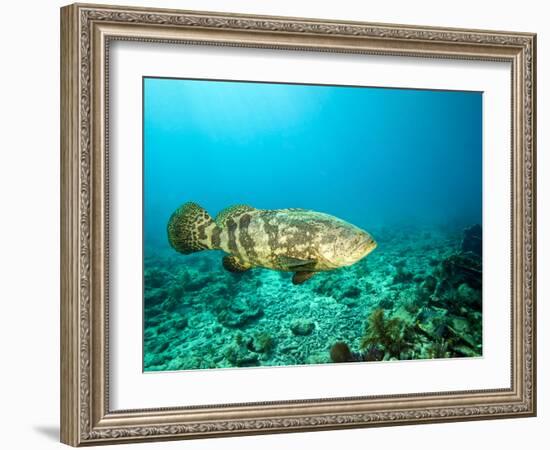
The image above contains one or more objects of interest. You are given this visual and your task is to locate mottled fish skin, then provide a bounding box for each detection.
[215,208,376,272]
[168,202,377,277]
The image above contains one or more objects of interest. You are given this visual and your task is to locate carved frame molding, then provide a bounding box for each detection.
[61,3,536,446]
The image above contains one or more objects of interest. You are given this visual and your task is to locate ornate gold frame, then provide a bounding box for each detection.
[60,3,536,446]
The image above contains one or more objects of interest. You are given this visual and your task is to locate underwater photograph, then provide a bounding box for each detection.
[143,77,483,372]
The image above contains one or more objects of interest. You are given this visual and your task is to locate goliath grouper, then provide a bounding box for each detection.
[167,202,377,285]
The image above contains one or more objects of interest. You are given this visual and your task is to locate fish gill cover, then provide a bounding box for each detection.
[143,77,482,371]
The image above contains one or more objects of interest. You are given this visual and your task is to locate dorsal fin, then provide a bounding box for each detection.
[216,204,256,227]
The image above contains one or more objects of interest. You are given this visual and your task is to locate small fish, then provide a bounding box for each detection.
[167,202,376,284]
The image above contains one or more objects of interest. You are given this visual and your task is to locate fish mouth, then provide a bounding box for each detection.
[364,242,377,255]
[352,239,376,256]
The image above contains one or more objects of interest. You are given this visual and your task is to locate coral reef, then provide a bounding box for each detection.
[143,224,483,371]
[290,319,315,336]
[330,342,353,363]
[461,224,482,257]
[360,308,408,358]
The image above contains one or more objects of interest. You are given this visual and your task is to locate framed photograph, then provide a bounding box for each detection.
[60,3,537,446]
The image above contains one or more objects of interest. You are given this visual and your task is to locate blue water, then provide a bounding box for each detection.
[144,78,481,248]
[142,77,483,371]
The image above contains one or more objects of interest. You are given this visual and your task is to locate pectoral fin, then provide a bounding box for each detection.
[222,255,251,273]
[276,256,316,270]
[292,271,316,285]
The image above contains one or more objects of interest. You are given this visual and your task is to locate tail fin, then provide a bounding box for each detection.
[167,202,217,254]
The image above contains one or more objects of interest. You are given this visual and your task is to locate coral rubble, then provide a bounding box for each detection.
[144,224,483,371]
